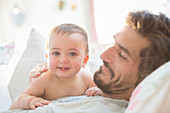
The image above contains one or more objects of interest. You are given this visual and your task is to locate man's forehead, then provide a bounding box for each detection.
[113,25,149,61]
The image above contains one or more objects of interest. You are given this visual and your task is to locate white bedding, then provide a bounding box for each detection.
[0,54,22,112]
[0,65,13,112]
[1,28,170,113]
[5,96,128,113]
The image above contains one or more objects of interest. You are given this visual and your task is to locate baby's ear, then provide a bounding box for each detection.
[46,53,48,59]
[45,50,50,59]
[82,54,89,68]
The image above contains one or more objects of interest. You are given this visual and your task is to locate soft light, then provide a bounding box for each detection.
[12,7,20,15]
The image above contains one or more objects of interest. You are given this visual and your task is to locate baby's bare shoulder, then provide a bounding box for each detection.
[31,70,53,85]
[41,70,53,78]
[23,71,53,95]
[79,69,93,80]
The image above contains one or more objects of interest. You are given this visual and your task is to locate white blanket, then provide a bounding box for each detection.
[5,95,128,113]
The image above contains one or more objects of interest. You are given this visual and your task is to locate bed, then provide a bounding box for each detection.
[0,29,170,113]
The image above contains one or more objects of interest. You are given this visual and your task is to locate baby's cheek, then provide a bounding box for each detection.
[49,61,57,71]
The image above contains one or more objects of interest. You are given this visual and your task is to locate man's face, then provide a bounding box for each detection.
[94,25,149,99]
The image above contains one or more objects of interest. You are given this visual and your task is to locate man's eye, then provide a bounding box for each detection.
[118,52,126,60]
[69,52,77,56]
[53,52,60,56]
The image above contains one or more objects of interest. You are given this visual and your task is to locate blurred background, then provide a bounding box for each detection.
[0,0,170,112]
[0,0,169,53]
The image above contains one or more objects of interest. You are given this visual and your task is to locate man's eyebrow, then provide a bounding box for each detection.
[118,44,131,57]
[113,35,131,57]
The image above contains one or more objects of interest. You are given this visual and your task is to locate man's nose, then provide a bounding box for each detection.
[100,46,115,63]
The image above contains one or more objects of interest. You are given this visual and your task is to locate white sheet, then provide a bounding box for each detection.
[5,96,128,113]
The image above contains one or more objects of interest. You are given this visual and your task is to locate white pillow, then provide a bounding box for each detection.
[8,29,47,101]
[125,61,170,113]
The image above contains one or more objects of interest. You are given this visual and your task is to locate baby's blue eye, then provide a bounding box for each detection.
[69,52,77,56]
[53,52,60,56]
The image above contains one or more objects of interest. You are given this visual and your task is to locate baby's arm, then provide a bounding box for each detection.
[18,94,50,110]
[10,93,50,110]
[10,72,51,110]
[9,99,20,110]
[9,93,35,110]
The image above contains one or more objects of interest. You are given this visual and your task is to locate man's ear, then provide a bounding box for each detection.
[82,54,89,68]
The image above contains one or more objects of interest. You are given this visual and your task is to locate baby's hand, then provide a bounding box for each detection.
[86,87,103,97]
[29,97,51,110]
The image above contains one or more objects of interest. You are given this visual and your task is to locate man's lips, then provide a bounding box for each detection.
[102,65,110,73]
[102,61,115,79]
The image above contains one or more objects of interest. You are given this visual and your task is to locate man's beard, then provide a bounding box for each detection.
[94,61,115,94]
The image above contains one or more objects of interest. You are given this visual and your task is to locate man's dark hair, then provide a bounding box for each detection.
[126,10,170,85]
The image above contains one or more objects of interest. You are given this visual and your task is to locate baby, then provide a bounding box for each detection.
[10,24,102,110]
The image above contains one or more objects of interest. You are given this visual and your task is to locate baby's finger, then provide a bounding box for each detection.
[41,100,51,105]
[31,105,36,110]
[86,90,95,97]
[85,90,90,96]
[94,92,102,96]
[35,102,44,108]
[90,90,96,96]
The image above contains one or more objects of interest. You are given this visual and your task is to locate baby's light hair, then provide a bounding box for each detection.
[46,24,89,54]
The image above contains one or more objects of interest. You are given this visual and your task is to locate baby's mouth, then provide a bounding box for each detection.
[58,67,70,70]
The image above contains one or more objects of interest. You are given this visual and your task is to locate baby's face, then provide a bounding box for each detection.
[48,33,87,79]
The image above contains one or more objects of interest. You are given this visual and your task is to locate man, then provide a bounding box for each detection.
[28,10,170,112]
[93,10,170,101]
